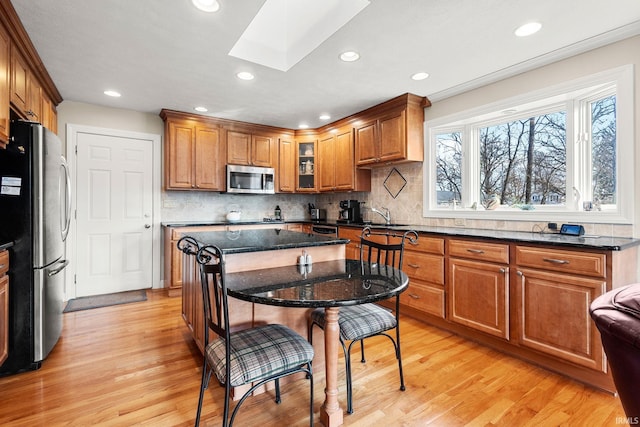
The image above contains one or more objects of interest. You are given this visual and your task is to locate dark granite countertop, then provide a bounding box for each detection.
[163,220,640,251]
[0,242,13,251]
[184,229,348,254]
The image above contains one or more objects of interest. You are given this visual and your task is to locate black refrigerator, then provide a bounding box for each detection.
[0,121,71,376]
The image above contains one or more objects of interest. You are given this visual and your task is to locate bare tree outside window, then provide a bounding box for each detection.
[479,111,566,207]
[436,132,462,207]
[591,95,616,206]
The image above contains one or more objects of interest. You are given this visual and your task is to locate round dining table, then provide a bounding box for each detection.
[224,258,409,427]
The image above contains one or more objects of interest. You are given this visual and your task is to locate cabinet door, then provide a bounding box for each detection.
[227,130,251,165]
[10,46,28,115]
[355,120,378,165]
[194,126,223,190]
[317,133,335,191]
[27,72,42,122]
[333,128,355,190]
[296,140,316,192]
[516,267,606,371]
[449,258,509,339]
[166,121,195,189]
[278,138,296,192]
[252,134,273,167]
[378,110,406,162]
[0,24,9,144]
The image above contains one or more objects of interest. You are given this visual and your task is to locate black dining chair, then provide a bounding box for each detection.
[192,243,315,427]
[308,226,418,414]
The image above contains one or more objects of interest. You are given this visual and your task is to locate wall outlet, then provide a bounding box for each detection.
[454,218,466,226]
[548,222,558,230]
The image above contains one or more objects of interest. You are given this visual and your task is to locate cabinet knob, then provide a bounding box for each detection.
[516,271,524,277]
[408,294,420,299]
[407,263,420,269]
[499,268,506,274]
[145,224,151,229]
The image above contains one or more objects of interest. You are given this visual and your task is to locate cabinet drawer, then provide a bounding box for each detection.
[401,280,444,318]
[449,239,509,264]
[404,234,444,255]
[516,246,606,278]
[403,251,444,285]
[0,250,8,276]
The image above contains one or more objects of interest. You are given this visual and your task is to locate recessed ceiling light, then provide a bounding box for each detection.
[319,114,331,120]
[236,71,255,80]
[515,22,542,37]
[298,124,309,129]
[192,0,220,13]
[194,106,208,113]
[103,90,121,97]
[411,72,429,81]
[340,51,360,62]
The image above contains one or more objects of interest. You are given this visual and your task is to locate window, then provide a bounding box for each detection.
[425,66,633,223]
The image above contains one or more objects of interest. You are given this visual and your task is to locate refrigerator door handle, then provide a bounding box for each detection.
[60,156,71,242]
[48,259,69,277]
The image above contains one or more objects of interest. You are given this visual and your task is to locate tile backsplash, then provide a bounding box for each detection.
[162,162,632,237]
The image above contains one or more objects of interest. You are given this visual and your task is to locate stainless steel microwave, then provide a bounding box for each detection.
[226,164,275,194]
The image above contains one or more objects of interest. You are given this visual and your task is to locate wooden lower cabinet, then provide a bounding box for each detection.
[394,235,638,393]
[514,245,612,372]
[0,249,9,365]
[448,239,510,339]
[401,235,445,319]
[449,257,509,339]
[515,267,606,371]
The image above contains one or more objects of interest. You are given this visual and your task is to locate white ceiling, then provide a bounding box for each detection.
[10,0,640,129]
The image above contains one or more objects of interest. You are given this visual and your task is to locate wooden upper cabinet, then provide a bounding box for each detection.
[318,126,370,192]
[194,126,224,190]
[355,93,428,167]
[252,134,273,167]
[10,45,44,124]
[0,24,9,145]
[278,138,296,193]
[226,130,251,165]
[162,110,225,191]
[227,130,274,167]
[10,45,28,115]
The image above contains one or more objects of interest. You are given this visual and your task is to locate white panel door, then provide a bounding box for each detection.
[75,132,153,297]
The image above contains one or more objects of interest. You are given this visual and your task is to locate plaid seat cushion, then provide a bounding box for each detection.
[205,324,314,387]
[311,304,397,341]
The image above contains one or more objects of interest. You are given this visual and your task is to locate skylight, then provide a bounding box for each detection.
[228,0,370,72]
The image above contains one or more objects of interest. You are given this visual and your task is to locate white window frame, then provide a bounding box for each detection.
[423,65,634,224]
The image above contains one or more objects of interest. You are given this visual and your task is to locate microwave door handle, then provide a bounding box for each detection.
[262,173,266,190]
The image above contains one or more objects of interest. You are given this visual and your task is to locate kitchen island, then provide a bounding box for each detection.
[179,229,347,349]
[178,229,348,402]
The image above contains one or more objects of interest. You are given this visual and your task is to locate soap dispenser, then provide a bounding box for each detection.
[275,205,281,220]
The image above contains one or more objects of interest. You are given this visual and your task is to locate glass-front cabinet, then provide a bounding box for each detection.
[296,139,317,192]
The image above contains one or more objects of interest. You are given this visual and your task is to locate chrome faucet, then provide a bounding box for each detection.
[371,206,391,225]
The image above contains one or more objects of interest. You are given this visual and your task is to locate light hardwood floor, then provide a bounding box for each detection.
[0,290,628,426]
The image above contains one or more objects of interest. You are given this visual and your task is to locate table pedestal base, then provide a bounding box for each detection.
[320,307,343,427]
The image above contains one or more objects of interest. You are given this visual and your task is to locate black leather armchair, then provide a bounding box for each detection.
[590,283,640,420]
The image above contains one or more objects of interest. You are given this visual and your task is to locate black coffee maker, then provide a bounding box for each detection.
[338,200,362,223]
